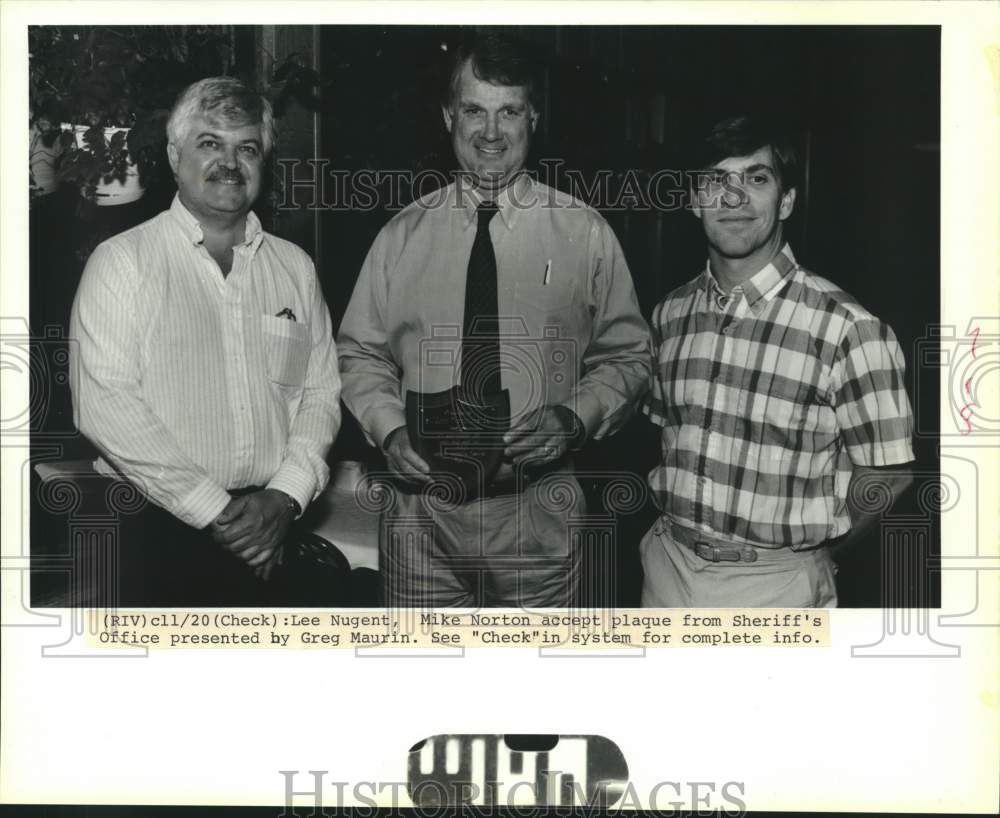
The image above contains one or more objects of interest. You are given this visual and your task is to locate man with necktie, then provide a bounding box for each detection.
[337,31,650,608]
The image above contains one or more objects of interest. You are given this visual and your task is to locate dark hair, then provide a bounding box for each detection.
[692,115,799,191]
[443,30,543,111]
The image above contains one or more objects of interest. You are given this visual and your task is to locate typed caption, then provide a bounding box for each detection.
[90,609,829,650]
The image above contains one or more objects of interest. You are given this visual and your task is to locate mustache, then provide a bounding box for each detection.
[207,169,245,183]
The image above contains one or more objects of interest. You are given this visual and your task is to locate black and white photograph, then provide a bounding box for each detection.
[2,1,997,815]
[26,22,939,609]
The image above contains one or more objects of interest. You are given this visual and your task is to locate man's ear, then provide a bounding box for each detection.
[167,142,180,175]
[779,185,797,221]
[442,104,454,134]
[529,106,540,134]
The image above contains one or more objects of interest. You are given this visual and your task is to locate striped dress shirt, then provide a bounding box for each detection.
[70,195,341,529]
[644,244,914,548]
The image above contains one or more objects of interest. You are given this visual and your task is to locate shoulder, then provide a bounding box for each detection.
[384,181,457,235]
[260,230,315,270]
[652,274,705,323]
[785,266,904,372]
[98,209,173,253]
[84,210,177,279]
[788,266,888,335]
[530,181,612,230]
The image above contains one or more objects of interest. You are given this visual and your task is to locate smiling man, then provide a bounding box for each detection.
[69,77,341,606]
[337,31,650,607]
[640,115,915,608]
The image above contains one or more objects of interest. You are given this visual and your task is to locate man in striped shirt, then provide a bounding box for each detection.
[641,116,915,607]
[70,78,341,605]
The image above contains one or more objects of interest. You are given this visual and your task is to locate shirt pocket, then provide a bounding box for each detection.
[510,281,582,407]
[514,280,577,315]
[260,314,310,387]
[512,281,582,340]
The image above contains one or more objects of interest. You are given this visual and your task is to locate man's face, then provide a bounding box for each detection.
[167,114,265,220]
[442,59,539,196]
[693,145,796,261]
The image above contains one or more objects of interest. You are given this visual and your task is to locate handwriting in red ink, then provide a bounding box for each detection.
[960,361,977,435]
[959,326,983,434]
[959,403,976,434]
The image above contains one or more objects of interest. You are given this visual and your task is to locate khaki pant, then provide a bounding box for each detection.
[640,518,838,608]
[380,472,586,608]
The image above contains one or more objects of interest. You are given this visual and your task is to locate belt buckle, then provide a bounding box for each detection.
[694,541,753,563]
[694,541,722,562]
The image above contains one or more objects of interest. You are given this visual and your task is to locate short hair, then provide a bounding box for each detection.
[691,115,799,192]
[167,77,275,156]
[443,31,543,111]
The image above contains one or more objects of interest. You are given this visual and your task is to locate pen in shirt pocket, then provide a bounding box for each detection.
[275,307,297,321]
[542,259,552,286]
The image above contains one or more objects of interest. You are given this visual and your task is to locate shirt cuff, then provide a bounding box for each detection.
[846,439,915,468]
[366,402,408,450]
[559,389,604,441]
[266,463,316,520]
[174,478,232,530]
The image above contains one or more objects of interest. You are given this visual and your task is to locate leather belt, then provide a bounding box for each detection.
[666,521,762,563]
[693,542,759,563]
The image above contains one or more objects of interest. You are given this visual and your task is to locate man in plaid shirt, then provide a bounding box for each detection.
[642,116,915,607]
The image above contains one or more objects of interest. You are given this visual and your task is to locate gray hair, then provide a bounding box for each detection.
[167,77,275,155]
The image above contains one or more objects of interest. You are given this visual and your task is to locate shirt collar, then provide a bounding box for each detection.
[703,243,798,313]
[168,194,264,252]
[459,172,536,231]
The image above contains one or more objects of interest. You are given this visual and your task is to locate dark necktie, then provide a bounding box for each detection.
[461,202,501,398]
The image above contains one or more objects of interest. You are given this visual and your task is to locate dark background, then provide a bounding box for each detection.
[30,25,940,607]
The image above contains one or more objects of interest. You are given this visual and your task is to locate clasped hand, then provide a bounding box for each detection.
[382,405,580,485]
[503,405,579,464]
[209,488,295,580]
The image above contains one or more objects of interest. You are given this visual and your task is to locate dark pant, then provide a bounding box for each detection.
[115,499,273,608]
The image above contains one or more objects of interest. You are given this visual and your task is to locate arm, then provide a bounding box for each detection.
[829,315,916,558]
[69,242,231,529]
[209,264,341,578]
[560,217,652,441]
[505,218,652,463]
[831,464,915,559]
[641,299,668,429]
[336,231,430,482]
[265,264,342,513]
[336,234,409,451]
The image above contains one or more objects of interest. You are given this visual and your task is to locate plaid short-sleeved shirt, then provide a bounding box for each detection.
[643,244,914,549]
